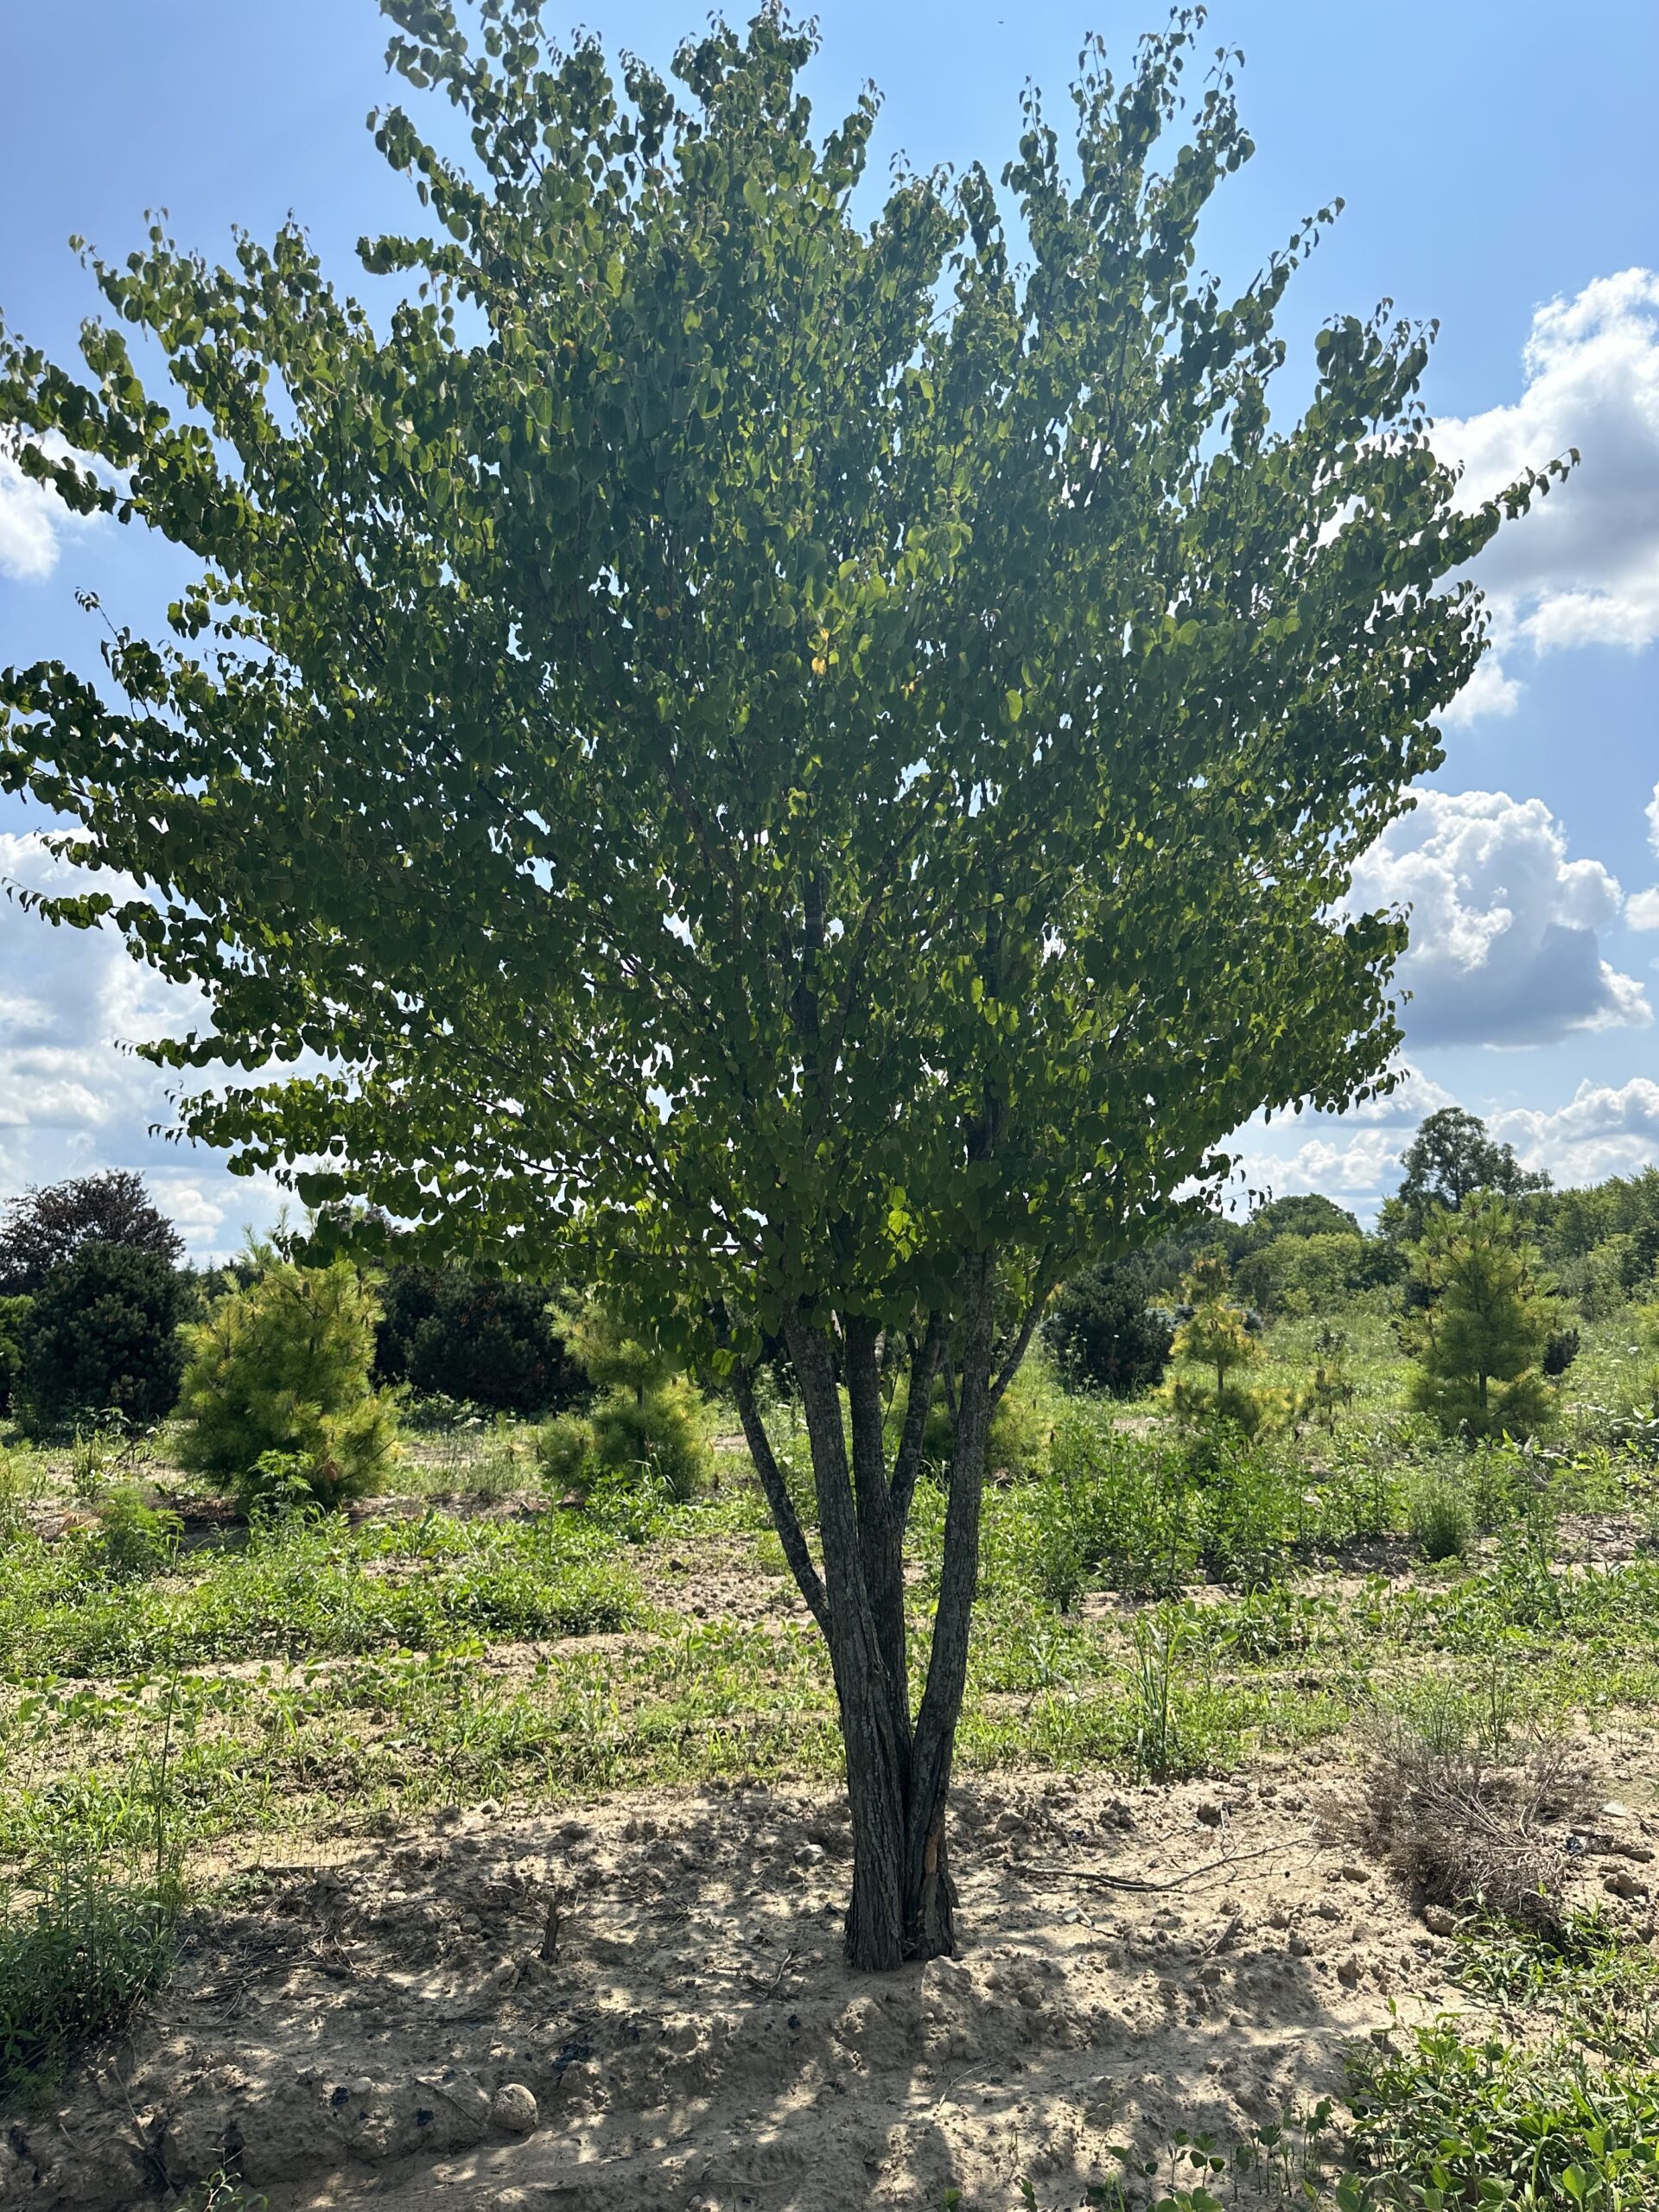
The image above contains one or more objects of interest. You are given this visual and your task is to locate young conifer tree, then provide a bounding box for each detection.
[1166,1254,1277,1434]
[1406,1195,1555,1440]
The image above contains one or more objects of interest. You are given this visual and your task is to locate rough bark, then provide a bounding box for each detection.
[770,1266,995,1970]
[785,1316,911,1969]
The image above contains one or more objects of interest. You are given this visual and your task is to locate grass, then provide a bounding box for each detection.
[0,1859,181,2107]
[3,1294,1659,2196]
[0,1503,641,1676]
[7,1402,1659,1867]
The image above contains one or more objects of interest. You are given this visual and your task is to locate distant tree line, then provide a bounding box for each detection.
[0,1171,589,1436]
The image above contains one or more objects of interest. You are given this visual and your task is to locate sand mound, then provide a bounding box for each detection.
[0,1767,1543,2211]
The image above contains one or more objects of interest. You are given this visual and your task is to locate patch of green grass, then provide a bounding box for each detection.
[0,1859,181,2107]
[0,1505,643,1676]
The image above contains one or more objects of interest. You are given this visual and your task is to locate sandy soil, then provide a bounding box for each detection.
[13,1751,1655,2212]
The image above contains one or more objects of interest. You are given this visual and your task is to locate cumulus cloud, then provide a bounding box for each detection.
[1628,782,1659,929]
[1491,1077,1659,1186]
[1437,657,1522,728]
[1337,1061,1458,1126]
[0,831,283,1258]
[1350,788,1649,1046]
[1237,1069,1456,1218]
[1257,1129,1402,1196]
[1436,270,1659,717]
[0,436,102,583]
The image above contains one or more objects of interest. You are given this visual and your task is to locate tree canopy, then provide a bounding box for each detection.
[0,3,1550,1967]
[1385,1107,1550,1243]
[0,1170,183,1296]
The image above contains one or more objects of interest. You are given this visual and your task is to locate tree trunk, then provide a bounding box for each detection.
[779,1261,996,1970]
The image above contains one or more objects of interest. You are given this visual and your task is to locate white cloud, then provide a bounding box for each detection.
[1261,1130,1402,1196]
[1338,1061,1459,1125]
[1244,1074,1659,1217]
[1350,788,1649,1046]
[0,437,101,583]
[1491,1077,1659,1186]
[1438,656,1522,728]
[0,831,283,1260]
[1436,270,1659,717]
[1611,780,1659,930]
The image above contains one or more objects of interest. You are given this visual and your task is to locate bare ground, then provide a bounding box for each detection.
[12,1750,1656,2212]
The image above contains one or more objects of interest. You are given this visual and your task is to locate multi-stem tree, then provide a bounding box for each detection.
[0,6,1550,1967]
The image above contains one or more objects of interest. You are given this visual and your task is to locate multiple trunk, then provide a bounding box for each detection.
[732,1255,1004,1971]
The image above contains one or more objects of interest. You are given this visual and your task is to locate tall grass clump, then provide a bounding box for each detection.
[1408,1477,1475,1561]
[0,1859,182,2105]
[0,1681,189,2105]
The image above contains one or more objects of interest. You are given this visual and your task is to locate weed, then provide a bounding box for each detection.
[94,1484,183,1579]
[1189,1433,1297,1588]
[0,1856,181,2106]
[187,2177,269,2212]
[1408,1478,1474,1562]
[1451,1910,1659,2061]
[1125,1606,1207,1781]
[1347,2016,1659,2208]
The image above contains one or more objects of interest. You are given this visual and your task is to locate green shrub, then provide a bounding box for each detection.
[537,1412,595,1492]
[374,1264,586,1414]
[546,1295,709,1503]
[0,1862,181,2104]
[1189,1433,1297,1587]
[884,1359,1052,1484]
[1033,1418,1197,1602]
[94,1485,184,1579]
[0,1294,30,1416]
[1305,1320,1357,1433]
[591,1375,707,1503]
[1542,1323,1581,1376]
[16,1243,185,1438]
[242,1450,327,1525]
[1409,1478,1475,1561]
[1123,1608,1217,1780]
[1043,1255,1173,1395]
[175,1251,399,1510]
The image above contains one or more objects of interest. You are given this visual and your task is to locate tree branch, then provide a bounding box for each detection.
[988,1269,1056,1412]
[730,1361,829,1636]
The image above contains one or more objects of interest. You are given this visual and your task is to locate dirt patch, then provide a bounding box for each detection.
[635,1533,798,1627]
[3,1760,1590,2212]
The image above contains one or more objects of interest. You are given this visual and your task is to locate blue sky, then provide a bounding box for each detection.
[2,0,1656,1255]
